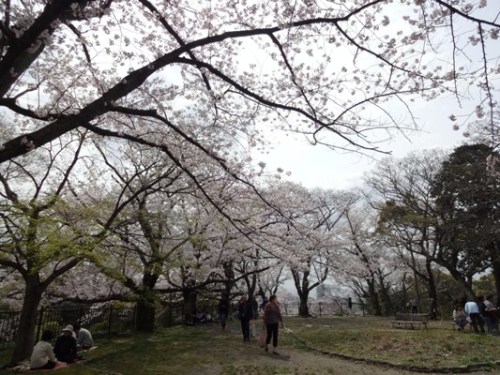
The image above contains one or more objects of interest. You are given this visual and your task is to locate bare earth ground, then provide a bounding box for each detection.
[185,325,500,375]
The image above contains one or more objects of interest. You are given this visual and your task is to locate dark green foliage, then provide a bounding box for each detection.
[431,144,500,296]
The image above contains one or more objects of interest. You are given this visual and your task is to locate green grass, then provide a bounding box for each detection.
[284,316,500,367]
[1,316,499,374]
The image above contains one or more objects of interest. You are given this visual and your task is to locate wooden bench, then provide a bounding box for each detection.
[391,313,429,329]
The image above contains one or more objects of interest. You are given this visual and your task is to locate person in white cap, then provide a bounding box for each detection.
[54,325,77,363]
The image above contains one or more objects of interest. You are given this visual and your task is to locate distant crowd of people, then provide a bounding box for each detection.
[453,295,498,334]
[30,323,94,370]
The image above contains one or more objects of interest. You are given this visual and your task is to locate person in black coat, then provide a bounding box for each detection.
[238,295,253,341]
[218,297,229,331]
[54,325,78,363]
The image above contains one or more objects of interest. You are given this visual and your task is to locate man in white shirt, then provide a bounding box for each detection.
[73,323,94,350]
[464,299,485,333]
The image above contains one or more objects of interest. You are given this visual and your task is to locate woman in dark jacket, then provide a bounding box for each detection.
[263,294,284,354]
[238,295,253,341]
[54,325,77,363]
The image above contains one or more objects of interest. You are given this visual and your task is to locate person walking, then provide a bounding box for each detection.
[263,294,284,355]
[238,295,252,341]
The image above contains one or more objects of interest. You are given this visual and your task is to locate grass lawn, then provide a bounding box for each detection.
[1,316,499,374]
[283,316,500,367]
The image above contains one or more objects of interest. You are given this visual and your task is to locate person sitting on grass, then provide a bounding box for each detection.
[30,330,59,370]
[453,306,468,331]
[73,322,94,351]
[54,325,78,363]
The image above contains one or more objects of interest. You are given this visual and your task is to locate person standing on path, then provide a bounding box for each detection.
[238,295,252,341]
[464,298,485,333]
[263,294,284,355]
[218,297,229,331]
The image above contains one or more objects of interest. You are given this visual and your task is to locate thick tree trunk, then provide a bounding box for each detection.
[426,259,438,301]
[135,294,156,332]
[134,273,159,332]
[9,279,44,366]
[291,269,311,317]
[182,289,198,324]
[367,280,381,316]
[425,259,439,318]
[488,242,500,302]
[377,274,392,315]
[447,267,476,301]
[298,292,310,317]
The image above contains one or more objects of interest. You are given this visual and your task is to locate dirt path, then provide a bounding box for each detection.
[198,344,500,375]
[191,326,500,375]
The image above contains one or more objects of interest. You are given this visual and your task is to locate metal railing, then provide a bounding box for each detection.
[0,304,136,350]
[0,300,366,349]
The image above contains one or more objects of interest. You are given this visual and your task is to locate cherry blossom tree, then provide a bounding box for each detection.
[0,0,498,362]
[337,199,403,315]
[1,0,498,170]
[89,144,195,331]
[0,131,101,365]
[259,182,351,316]
[366,150,492,302]
[366,151,451,305]
[0,131,190,364]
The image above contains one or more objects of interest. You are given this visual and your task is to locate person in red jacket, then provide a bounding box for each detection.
[263,294,284,355]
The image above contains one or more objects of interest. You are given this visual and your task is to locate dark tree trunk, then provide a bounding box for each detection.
[298,291,310,317]
[182,288,198,323]
[291,269,311,317]
[377,274,392,315]
[135,294,156,332]
[488,242,500,303]
[367,279,381,316]
[425,259,439,318]
[9,278,44,366]
[446,267,476,301]
[426,259,438,301]
[134,273,159,332]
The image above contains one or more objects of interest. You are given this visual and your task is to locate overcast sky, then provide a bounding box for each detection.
[256,93,471,191]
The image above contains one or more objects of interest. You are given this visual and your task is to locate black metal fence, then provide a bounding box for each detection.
[281,301,366,317]
[0,300,366,350]
[0,304,136,350]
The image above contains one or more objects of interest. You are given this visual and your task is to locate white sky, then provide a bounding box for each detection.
[248,1,498,192]
[257,93,471,190]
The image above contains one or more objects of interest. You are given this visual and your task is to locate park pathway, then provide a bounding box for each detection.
[189,324,500,375]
